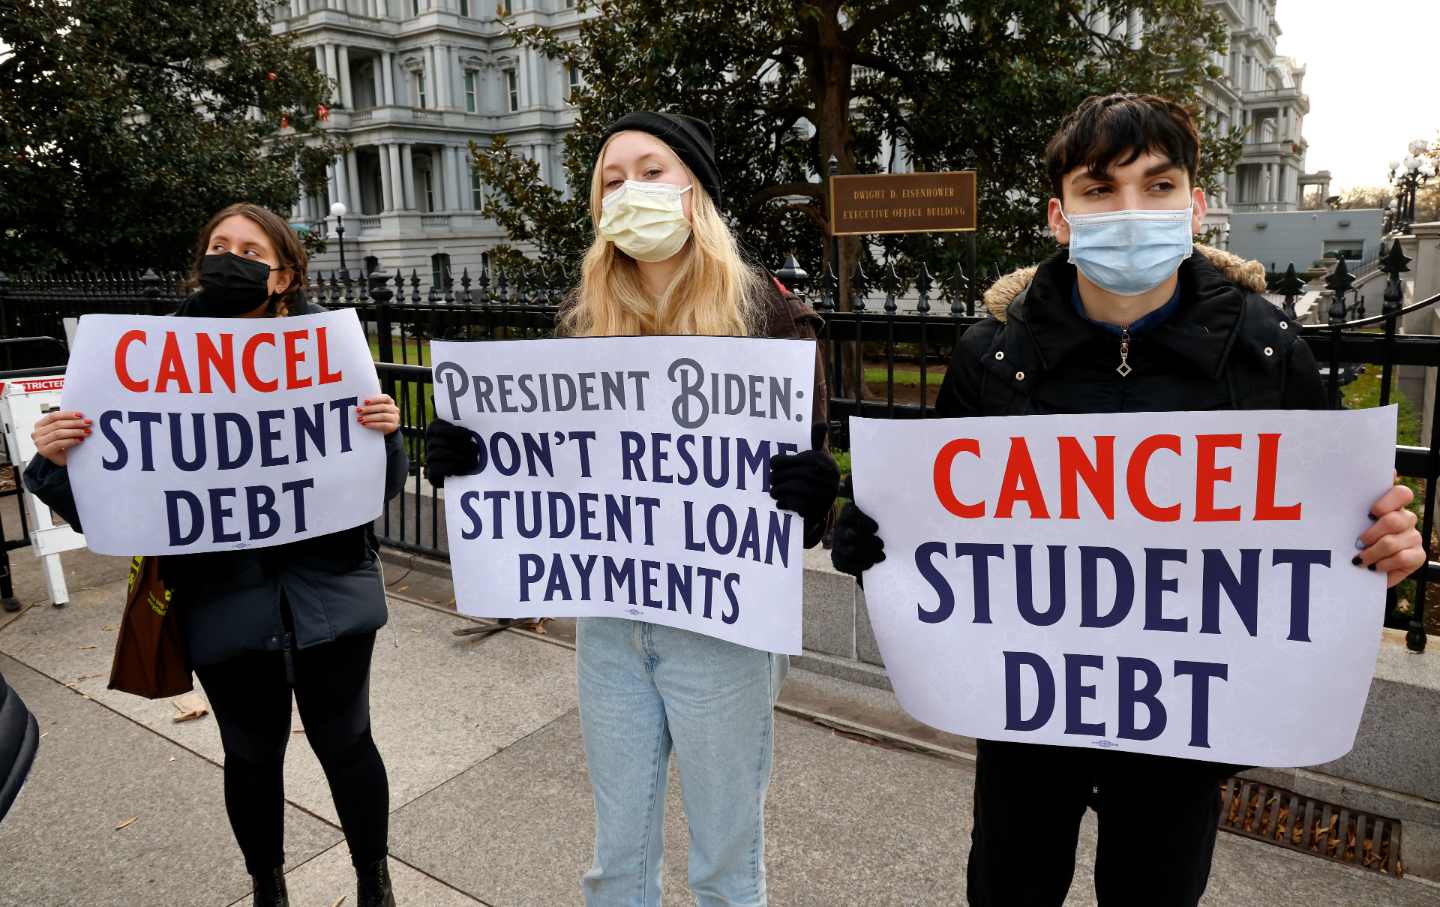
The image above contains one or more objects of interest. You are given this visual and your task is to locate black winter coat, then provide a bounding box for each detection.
[934,245,1326,777]
[0,669,39,822]
[23,301,410,668]
[937,245,1326,419]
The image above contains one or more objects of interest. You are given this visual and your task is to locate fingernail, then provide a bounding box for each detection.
[83,429,91,435]
[1352,556,1363,566]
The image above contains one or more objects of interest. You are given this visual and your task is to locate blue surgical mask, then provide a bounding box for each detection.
[1060,206,1194,296]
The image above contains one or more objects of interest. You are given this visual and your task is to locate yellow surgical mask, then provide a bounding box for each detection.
[598,180,693,262]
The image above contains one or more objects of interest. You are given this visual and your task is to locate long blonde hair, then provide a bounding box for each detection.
[560,134,761,338]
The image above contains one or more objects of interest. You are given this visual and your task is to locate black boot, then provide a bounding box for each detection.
[356,857,396,907]
[251,867,289,907]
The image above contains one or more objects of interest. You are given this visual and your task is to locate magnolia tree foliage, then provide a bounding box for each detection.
[472,0,1243,292]
[0,0,343,272]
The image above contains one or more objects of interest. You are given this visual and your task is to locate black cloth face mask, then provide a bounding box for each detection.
[186,252,276,317]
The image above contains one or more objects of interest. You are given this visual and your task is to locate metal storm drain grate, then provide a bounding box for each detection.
[1218,778,1404,877]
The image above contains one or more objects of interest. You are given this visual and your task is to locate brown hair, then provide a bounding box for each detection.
[184,203,309,316]
[1045,93,1201,201]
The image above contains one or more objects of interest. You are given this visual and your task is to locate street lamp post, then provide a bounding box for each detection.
[1390,140,1434,234]
[330,201,349,280]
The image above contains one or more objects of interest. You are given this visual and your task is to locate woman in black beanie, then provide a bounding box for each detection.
[425,112,838,906]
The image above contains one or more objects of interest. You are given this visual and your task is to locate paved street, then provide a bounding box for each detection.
[0,527,1434,906]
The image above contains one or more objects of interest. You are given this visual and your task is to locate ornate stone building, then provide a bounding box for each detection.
[274,0,588,283]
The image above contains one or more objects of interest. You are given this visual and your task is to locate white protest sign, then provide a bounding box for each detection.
[61,310,386,556]
[851,407,1395,767]
[432,336,815,654]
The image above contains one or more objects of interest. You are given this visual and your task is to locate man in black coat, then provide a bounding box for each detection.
[831,93,1426,906]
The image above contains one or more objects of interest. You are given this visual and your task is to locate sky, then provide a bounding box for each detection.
[1274,0,1440,194]
[2,2,1436,194]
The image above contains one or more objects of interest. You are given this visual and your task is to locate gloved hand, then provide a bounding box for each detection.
[768,450,840,528]
[830,501,886,580]
[424,418,480,488]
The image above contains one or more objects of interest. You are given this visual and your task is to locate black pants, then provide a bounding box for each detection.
[195,630,388,874]
[967,739,1226,907]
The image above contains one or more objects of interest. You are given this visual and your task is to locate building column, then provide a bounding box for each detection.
[451,146,468,210]
[371,55,383,108]
[377,144,394,211]
[381,52,395,106]
[401,144,416,211]
[324,44,339,92]
[429,151,445,211]
[434,46,449,109]
[387,144,405,209]
[337,46,353,109]
[346,148,363,214]
[327,159,341,213]
[424,45,438,109]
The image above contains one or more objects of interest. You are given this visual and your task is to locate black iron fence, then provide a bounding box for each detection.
[2,243,1439,649]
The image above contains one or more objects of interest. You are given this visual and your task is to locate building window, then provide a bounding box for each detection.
[424,168,435,211]
[431,253,451,289]
[472,171,484,211]
[416,70,427,108]
[498,0,510,15]
[459,0,469,14]
[505,68,518,111]
[412,0,421,15]
[464,70,478,112]
[566,63,580,102]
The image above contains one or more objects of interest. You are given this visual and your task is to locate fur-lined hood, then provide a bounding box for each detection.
[980,244,1267,321]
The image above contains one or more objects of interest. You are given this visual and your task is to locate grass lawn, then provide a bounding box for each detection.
[1341,365,1425,623]
[861,364,946,387]
[368,333,436,425]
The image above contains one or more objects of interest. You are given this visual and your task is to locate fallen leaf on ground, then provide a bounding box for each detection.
[329,896,347,907]
[101,625,115,631]
[115,816,138,830]
[171,693,209,723]
[79,645,97,650]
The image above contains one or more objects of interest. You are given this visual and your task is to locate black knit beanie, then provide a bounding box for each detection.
[598,112,724,210]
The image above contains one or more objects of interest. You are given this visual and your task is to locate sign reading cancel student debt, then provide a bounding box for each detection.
[432,337,815,654]
[850,407,1396,766]
[61,311,385,556]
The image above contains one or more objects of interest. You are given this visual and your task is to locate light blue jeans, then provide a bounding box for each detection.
[576,617,788,907]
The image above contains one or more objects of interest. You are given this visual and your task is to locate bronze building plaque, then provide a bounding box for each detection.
[828,171,977,236]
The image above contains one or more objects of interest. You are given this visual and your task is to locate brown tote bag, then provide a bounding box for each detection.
[108,557,192,699]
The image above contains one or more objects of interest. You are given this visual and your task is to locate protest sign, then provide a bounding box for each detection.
[850,407,1395,766]
[61,310,385,556]
[432,336,815,654]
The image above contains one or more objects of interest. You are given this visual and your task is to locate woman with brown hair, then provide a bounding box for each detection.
[24,203,407,907]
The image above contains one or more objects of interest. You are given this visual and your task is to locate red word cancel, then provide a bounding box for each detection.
[114,327,344,394]
[933,433,1301,523]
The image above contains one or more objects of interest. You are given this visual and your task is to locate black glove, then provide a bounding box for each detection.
[831,501,886,579]
[424,418,480,488]
[768,450,840,528]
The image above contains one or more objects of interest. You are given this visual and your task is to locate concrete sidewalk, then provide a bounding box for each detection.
[0,539,1433,906]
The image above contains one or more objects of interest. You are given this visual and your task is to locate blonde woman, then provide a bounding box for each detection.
[425,112,837,906]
